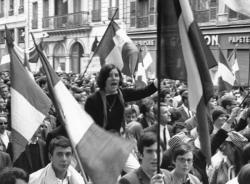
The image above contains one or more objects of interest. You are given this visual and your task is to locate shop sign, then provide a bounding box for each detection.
[134,40,156,46]
[204,35,219,46]
[228,36,250,44]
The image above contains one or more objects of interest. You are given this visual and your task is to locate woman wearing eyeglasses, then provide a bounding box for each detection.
[164,143,202,184]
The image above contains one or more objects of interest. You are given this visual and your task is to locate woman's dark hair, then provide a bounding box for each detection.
[97,64,123,90]
[171,143,193,162]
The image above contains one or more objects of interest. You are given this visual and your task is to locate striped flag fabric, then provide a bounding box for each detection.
[135,49,147,88]
[94,20,139,76]
[216,46,235,91]
[5,26,51,162]
[0,42,42,72]
[228,48,240,83]
[223,0,250,17]
[33,35,133,184]
[159,0,215,162]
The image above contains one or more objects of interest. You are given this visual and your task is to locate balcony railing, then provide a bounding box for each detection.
[42,11,89,29]
[108,7,119,20]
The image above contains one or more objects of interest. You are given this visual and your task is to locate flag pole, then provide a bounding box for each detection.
[30,33,88,183]
[248,46,250,90]
[81,8,119,77]
[156,0,162,174]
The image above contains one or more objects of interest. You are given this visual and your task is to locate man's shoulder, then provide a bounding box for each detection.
[119,169,141,184]
[29,167,45,183]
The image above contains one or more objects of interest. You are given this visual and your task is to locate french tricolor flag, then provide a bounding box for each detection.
[33,35,133,184]
[94,20,139,76]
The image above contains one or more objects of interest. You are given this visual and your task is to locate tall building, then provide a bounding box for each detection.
[191,0,250,85]
[0,0,26,60]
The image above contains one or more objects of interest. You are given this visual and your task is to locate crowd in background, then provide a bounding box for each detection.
[1,67,250,184]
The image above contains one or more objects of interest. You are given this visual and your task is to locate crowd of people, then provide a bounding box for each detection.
[1,64,250,184]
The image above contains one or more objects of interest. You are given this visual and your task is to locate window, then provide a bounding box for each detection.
[108,0,119,19]
[130,1,136,27]
[9,0,14,16]
[0,0,4,17]
[92,0,101,21]
[19,0,24,14]
[18,28,25,43]
[0,31,5,44]
[137,0,149,28]
[32,2,38,29]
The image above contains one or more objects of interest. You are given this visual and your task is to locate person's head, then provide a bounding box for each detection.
[0,167,28,184]
[220,96,237,113]
[0,97,6,111]
[124,104,139,124]
[48,136,72,176]
[153,105,171,125]
[181,90,189,108]
[172,143,193,176]
[137,132,164,174]
[238,163,250,184]
[0,84,9,99]
[0,115,8,134]
[97,64,123,93]
[212,109,227,129]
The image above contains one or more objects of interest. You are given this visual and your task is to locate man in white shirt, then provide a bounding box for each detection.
[29,136,85,184]
[0,116,10,152]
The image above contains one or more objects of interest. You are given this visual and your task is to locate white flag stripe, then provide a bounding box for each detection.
[143,52,153,70]
[54,81,93,146]
[105,47,124,70]
[217,62,235,85]
[113,29,132,51]
[11,88,46,140]
[223,0,250,16]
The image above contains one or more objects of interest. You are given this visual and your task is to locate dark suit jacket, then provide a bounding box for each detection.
[13,139,48,174]
[0,151,11,172]
[119,167,169,184]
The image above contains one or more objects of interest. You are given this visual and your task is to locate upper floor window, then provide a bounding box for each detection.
[0,31,5,44]
[0,0,4,17]
[130,0,156,28]
[108,0,119,20]
[92,0,101,22]
[19,0,24,14]
[18,28,25,43]
[9,0,14,16]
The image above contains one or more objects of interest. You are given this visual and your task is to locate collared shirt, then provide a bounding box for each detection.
[47,164,71,184]
[182,104,192,118]
[160,124,170,149]
[0,130,9,149]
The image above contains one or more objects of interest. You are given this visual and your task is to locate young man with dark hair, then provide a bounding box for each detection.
[29,136,85,184]
[119,131,169,184]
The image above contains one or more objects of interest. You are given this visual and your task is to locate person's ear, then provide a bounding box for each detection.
[49,153,52,161]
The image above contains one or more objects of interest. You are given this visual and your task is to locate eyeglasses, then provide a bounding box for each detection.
[0,122,7,125]
[176,157,193,163]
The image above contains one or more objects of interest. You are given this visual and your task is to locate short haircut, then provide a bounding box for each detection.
[0,167,28,184]
[238,163,250,184]
[97,64,123,90]
[171,143,193,162]
[48,136,72,155]
[137,131,164,154]
[220,97,235,109]
[139,98,154,115]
